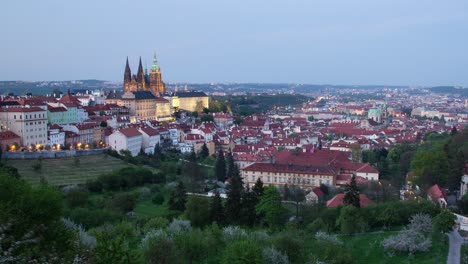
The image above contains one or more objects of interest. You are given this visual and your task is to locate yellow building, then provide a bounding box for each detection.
[106,91,159,121]
[174,91,209,112]
[155,97,173,122]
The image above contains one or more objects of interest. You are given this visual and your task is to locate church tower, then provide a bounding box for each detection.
[136,57,147,90]
[149,52,166,94]
[123,57,132,92]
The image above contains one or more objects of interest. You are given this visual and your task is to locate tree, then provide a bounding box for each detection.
[289,186,306,220]
[225,166,243,224]
[343,174,360,208]
[0,168,74,260]
[109,193,137,213]
[215,150,226,182]
[252,178,264,197]
[210,190,225,225]
[225,151,235,178]
[153,143,162,163]
[337,205,367,234]
[185,196,211,227]
[256,186,286,228]
[221,240,262,264]
[99,121,107,127]
[185,150,202,192]
[308,116,315,122]
[174,229,209,264]
[240,187,258,226]
[141,231,177,264]
[433,210,457,233]
[168,181,187,211]
[199,142,209,160]
[450,126,458,136]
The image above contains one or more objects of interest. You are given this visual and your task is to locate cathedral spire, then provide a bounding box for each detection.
[124,56,131,83]
[137,56,144,83]
[151,52,160,71]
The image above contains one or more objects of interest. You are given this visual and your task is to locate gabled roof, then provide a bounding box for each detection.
[427,184,447,200]
[140,127,159,137]
[119,127,142,138]
[0,131,20,140]
[326,193,373,208]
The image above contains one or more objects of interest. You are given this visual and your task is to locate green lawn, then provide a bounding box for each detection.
[5,155,156,186]
[339,232,448,264]
[134,200,177,218]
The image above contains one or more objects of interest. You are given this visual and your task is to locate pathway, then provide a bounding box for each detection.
[447,229,466,264]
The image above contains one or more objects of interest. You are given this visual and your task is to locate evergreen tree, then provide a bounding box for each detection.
[168,181,187,211]
[199,142,209,160]
[343,174,360,208]
[256,186,286,228]
[239,186,258,226]
[188,148,197,162]
[252,178,264,197]
[215,150,227,182]
[153,143,162,162]
[225,165,243,224]
[210,190,225,225]
[226,151,235,178]
[450,126,458,136]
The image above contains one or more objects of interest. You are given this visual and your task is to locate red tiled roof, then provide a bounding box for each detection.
[1,107,45,113]
[427,184,446,200]
[326,193,373,208]
[119,127,141,138]
[140,127,159,137]
[0,131,20,140]
[243,162,336,176]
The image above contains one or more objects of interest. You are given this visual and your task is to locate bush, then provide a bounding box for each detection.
[433,210,457,233]
[185,195,211,227]
[108,193,137,213]
[141,229,177,264]
[65,188,89,208]
[262,247,289,264]
[382,229,432,254]
[66,208,121,229]
[222,226,247,242]
[273,232,304,263]
[139,187,151,200]
[222,240,262,264]
[408,213,433,233]
[314,231,343,245]
[151,193,165,205]
[167,219,192,235]
[143,217,170,233]
[86,179,103,193]
[307,218,327,234]
[337,205,368,234]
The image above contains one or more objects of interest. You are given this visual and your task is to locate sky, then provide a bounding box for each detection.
[1,0,467,86]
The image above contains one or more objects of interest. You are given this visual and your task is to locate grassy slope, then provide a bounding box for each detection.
[5,155,154,186]
[340,232,448,264]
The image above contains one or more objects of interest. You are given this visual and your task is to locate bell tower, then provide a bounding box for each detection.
[149,52,166,94]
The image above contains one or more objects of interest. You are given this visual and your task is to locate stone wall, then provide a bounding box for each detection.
[2,149,107,160]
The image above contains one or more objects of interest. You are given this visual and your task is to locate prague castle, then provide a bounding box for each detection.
[106,52,209,122]
[124,53,166,94]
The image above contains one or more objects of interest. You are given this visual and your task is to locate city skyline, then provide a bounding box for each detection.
[1,0,468,86]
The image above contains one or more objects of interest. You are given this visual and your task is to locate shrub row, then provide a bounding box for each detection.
[86,167,165,192]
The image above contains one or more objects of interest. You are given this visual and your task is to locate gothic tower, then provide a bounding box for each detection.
[123,57,132,92]
[136,57,147,91]
[149,52,166,94]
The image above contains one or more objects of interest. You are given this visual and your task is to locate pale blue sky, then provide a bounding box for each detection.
[1,0,467,86]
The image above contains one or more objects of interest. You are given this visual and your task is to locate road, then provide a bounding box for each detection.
[447,230,466,264]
